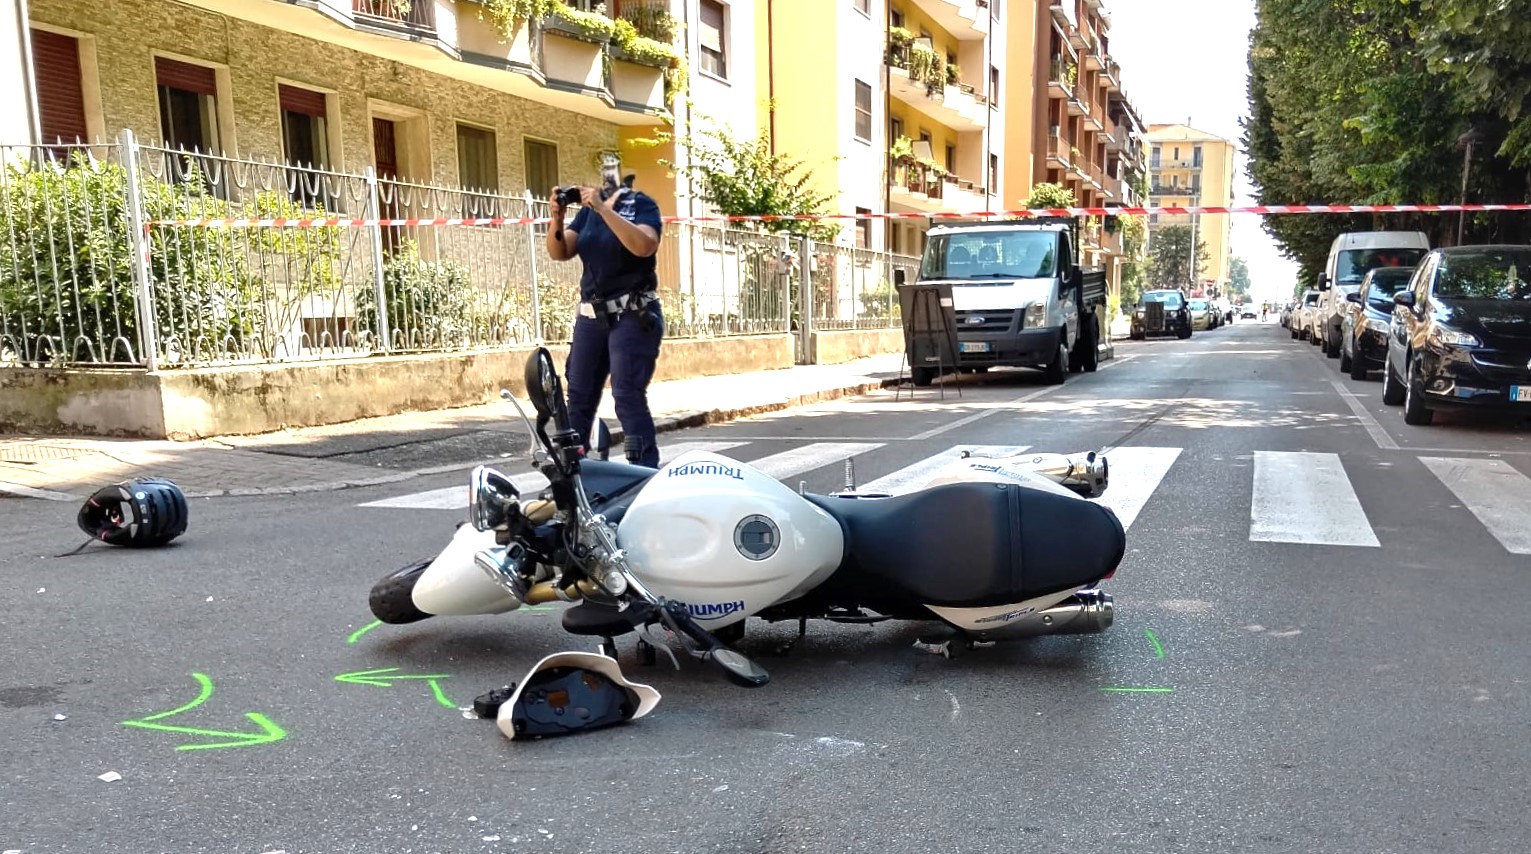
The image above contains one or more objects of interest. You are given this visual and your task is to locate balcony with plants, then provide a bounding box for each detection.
[885,28,987,131]
[887,136,985,214]
[1048,56,1077,99]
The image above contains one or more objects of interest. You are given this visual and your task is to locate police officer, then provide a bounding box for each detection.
[545,172,665,468]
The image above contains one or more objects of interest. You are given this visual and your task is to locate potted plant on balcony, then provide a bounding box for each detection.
[543,0,615,43]
[888,135,916,186]
[907,43,944,96]
[887,26,913,65]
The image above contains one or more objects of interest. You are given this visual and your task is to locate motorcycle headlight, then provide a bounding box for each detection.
[1431,327,1480,348]
[468,465,521,531]
[1025,302,1047,328]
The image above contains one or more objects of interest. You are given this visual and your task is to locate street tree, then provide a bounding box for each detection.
[1228,257,1252,301]
[1146,225,1208,289]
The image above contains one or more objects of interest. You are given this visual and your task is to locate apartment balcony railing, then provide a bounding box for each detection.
[1103,173,1121,200]
[1153,158,1200,171]
[1086,161,1104,189]
[353,0,436,31]
[1046,128,1072,168]
[1049,57,1074,98]
[1151,184,1201,198]
[891,156,946,200]
[885,40,987,130]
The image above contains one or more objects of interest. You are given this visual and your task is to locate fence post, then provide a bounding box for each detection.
[119,129,159,371]
[524,189,542,343]
[798,235,815,364]
[364,166,391,353]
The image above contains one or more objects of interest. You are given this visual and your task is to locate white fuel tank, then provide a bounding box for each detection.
[617,450,846,628]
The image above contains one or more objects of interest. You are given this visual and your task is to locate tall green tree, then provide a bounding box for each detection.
[1228,256,1252,300]
[1146,225,1208,289]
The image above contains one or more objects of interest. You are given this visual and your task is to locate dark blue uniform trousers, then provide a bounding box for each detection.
[564,302,664,467]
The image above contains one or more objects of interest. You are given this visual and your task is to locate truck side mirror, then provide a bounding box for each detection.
[1317,273,1331,291]
[894,269,906,287]
[1344,291,1361,303]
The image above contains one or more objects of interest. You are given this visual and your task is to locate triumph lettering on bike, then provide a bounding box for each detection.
[974,607,1037,625]
[667,462,746,480]
[678,600,747,620]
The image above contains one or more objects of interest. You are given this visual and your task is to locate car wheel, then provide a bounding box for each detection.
[1338,337,1352,373]
[1382,351,1406,406]
[1403,354,1435,426]
[1348,345,1369,380]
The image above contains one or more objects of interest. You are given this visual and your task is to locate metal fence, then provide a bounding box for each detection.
[0,131,910,369]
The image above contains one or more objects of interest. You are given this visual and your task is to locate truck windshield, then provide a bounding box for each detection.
[1335,248,1425,285]
[920,231,1057,280]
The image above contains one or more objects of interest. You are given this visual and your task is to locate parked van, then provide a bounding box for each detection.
[1315,231,1429,358]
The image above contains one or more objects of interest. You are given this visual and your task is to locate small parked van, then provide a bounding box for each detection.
[1315,231,1429,358]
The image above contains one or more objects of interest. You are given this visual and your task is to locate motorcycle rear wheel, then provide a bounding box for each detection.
[369,559,433,624]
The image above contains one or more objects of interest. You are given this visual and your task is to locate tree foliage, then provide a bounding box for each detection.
[1147,225,1209,289]
[1227,256,1252,300]
[1022,182,1076,210]
[1245,0,1531,283]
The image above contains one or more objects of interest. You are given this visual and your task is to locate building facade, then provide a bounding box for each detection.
[1146,123,1235,290]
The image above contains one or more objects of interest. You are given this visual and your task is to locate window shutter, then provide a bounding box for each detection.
[699,2,723,51]
[278,84,327,118]
[30,29,88,144]
[155,56,217,96]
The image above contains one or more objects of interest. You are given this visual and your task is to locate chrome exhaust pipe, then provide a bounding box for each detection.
[960,449,1109,498]
[987,590,1114,638]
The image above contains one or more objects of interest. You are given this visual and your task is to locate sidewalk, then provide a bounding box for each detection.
[0,353,908,501]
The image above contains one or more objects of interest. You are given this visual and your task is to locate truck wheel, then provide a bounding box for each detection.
[1080,317,1099,372]
[911,366,936,387]
[1043,340,1067,385]
[1176,322,1191,340]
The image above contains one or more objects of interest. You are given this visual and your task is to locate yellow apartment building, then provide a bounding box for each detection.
[1147,123,1235,291]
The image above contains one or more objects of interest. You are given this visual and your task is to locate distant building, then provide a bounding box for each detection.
[1146,123,1235,290]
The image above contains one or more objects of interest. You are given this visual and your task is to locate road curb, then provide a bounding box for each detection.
[103,374,909,500]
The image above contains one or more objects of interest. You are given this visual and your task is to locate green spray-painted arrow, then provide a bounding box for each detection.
[121,673,287,751]
[335,667,457,708]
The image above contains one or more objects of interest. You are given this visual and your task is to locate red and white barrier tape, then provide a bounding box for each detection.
[144,203,1531,229]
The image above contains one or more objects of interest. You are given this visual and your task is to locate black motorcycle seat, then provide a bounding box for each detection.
[805,482,1125,607]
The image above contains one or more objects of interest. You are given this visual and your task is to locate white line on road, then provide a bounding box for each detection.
[1249,451,1380,547]
[743,442,885,480]
[1420,457,1531,555]
[1327,378,1400,451]
[358,440,747,509]
[0,481,77,501]
[1092,446,1182,530]
[906,355,1136,441]
[854,445,1031,495]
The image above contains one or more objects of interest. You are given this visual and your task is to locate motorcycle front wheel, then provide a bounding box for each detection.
[369,559,433,624]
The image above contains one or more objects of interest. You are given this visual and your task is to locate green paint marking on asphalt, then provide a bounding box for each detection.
[1098,687,1175,694]
[122,673,287,751]
[347,620,384,644]
[428,679,457,709]
[1144,628,1165,659]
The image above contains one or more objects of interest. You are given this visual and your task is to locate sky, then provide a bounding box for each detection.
[1103,0,1299,304]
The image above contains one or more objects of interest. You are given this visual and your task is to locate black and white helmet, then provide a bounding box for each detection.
[76,477,189,547]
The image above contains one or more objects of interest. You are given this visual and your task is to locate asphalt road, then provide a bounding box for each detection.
[4,318,1531,853]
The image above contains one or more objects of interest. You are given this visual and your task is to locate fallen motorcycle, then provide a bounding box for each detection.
[367,347,1127,687]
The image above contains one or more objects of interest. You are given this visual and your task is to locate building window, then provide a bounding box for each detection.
[524,138,559,198]
[279,84,333,208]
[890,117,903,143]
[991,0,1000,17]
[855,206,872,248]
[156,57,220,154]
[854,0,870,14]
[854,79,872,142]
[30,29,88,147]
[890,9,903,28]
[699,0,727,79]
[989,65,999,109]
[989,153,998,192]
[1193,144,1203,167]
[456,123,498,216]
[945,144,956,173]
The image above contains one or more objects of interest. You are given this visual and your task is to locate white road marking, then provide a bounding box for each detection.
[358,441,747,509]
[1249,451,1380,547]
[853,445,1031,495]
[742,442,885,481]
[1420,457,1531,555]
[908,386,1060,440]
[1092,446,1182,530]
[1328,378,1400,451]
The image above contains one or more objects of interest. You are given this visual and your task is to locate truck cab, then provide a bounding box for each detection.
[1315,231,1429,358]
[903,220,1107,387]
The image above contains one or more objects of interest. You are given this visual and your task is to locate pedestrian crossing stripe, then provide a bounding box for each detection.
[355,442,1531,556]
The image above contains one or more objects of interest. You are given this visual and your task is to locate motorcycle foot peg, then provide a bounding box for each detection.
[708,648,770,688]
[472,684,517,718]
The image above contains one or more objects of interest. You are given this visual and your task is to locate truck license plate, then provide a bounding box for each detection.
[960,342,990,353]
[1513,385,1531,402]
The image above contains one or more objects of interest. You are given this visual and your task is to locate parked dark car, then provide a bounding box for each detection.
[1381,245,1531,425]
[1130,289,1193,340]
[1340,266,1415,380]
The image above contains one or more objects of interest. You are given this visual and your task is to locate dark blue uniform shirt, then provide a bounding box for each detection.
[569,191,664,303]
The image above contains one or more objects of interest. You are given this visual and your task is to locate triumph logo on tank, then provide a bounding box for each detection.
[667,462,745,480]
[679,600,746,620]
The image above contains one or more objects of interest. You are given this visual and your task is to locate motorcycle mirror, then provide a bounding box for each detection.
[522,350,554,421]
[468,465,520,532]
[592,419,613,461]
[709,648,771,688]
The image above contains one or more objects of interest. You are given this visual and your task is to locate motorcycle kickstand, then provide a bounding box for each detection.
[768,618,809,657]
[636,637,658,666]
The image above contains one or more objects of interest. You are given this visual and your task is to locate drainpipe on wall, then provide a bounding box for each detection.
[882,0,891,252]
[12,0,41,146]
[767,0,776,154]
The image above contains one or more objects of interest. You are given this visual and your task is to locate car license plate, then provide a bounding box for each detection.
[960,342,990,353]
[1513,385,1531,402]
